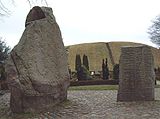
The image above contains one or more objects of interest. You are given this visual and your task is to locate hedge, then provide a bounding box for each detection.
[70,79,119,86]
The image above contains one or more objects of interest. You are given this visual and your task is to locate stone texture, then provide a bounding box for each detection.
[0,63,8,90]
[5,6,70,113]
[117,45,155,101]
[25,6,46,27]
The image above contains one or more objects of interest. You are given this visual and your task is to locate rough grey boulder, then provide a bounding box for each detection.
[25,6,46,27]
[5,6,70,113]
[117,45,155,101]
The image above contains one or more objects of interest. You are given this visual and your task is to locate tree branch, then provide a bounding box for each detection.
[0,0,48,16]
[0,0,11,16]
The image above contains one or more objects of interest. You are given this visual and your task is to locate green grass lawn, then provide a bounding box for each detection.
[69,85,119,91]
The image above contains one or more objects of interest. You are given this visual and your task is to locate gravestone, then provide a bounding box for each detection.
[117,45,155,101]
[5,6,70,113]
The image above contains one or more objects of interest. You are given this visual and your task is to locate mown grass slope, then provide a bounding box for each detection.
[67,42,160,71]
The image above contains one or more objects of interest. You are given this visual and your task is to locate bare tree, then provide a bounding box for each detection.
[26,0,48,7]
[148,15,160,47]
[0,0,48,48]
[0,0,48,16]
[0,0,12,16]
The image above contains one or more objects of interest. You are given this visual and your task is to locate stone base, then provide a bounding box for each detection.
[117,88,154,101]
[9,80,69,113]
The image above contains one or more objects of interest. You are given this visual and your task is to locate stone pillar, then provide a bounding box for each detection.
[5,6,70,113]
[117,45,155,101]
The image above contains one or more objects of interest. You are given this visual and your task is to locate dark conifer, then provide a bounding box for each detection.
[105,58,109,80]
[102,59,105,80]
[83,54,89,70]
[102,58,109,80]
[75,54,81,71]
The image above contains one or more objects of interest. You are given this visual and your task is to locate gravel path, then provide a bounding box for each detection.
[1,89,160,119]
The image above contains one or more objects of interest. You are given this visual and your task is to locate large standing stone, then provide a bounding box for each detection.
[117,45,155,101]
[25,6,46,27]
[5,6,70,113]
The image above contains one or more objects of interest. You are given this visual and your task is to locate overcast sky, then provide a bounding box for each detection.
[0,0,160,48]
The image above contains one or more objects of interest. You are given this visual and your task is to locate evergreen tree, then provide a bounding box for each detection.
[105,58,109,80]
[75,54,81,71]
[75,54,82,80]
[0,38,10,62]
[77,65,92,80]
[0,39,10,90]
[113,64,119,80]
[102,58,109,80]
[75,54,92,80]
[102,59,105,79]
[83,54,89,70]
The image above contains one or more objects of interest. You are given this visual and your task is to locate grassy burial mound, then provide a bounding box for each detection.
[67,42,160,71]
